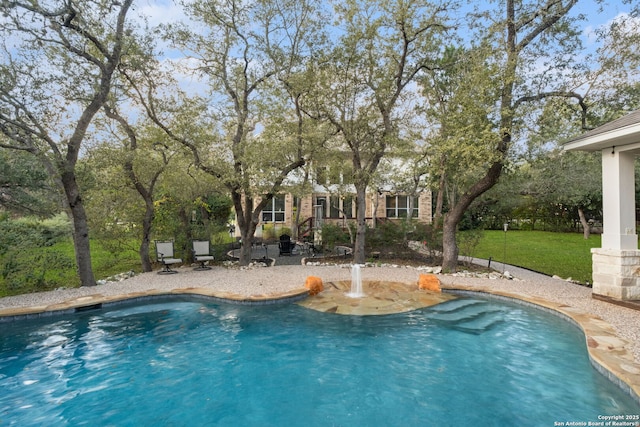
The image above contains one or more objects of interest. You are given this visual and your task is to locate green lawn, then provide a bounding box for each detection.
[0,230,602,296]
[461,230,600,284]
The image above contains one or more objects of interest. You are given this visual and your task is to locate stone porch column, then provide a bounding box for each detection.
[601,149,637,250]
[592,149,640,300]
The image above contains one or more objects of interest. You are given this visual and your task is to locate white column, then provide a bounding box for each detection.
[600,149,637,250]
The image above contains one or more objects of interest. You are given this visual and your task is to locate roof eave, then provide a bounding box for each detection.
[563,123,640,152]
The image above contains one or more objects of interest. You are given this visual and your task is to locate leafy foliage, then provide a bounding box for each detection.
[0,0,137,286]
[0,149,58,216]
[0,214,71,254]
[1,0,639,285]
[467,150,602,232]
[320,223,353,251]
[0,215,76,295]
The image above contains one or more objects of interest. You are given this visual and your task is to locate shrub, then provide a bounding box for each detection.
[278,227,292,238]
[408,222,442,256]
[0,215,76,296]
[209,230,236,260]
[0,214,72,255]
[1,246,76,295]
[262,224,277,240]
[321,223,351,251]
[457,228,484,266]
[0,219,40,254]
[366,220,404,251]
[40,213,73,242]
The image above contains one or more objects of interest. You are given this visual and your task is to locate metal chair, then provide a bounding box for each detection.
[192,240,214,270]
[155,240,182,274]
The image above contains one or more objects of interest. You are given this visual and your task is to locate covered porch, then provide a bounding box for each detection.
[564,110,640,302]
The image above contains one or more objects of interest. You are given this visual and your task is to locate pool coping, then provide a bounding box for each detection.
[0,287,310,320]
[1,283,639,405]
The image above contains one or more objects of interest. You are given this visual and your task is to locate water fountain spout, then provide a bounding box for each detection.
[346,264,365,298]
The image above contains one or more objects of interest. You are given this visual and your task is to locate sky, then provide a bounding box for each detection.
[133,0,638,94]
[138,0,635,29]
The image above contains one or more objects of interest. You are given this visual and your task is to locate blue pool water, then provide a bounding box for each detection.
[1,296,639,426]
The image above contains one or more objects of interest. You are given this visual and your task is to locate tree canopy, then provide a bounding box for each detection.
[0,0,136,286]
[1,0,638,279]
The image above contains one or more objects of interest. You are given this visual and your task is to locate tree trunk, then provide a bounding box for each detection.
[178,207,193,264]
[441,161,505,272]
[578,207,590,239]
[139,199,155,272]
[61,170,96,287]
[442,216,458,272]
[238,226,256,266]
[293,196,301,241]
[371,191,379,229]
[353,185,368,264]
[433,155,446,227]
[233,192,259,266]
[103,105,164,274]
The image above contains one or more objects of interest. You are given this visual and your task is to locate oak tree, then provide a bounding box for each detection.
[0,0,135,286]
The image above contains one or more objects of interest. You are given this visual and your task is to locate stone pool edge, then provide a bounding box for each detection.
[0,283,638,405]
[0,287,310,320]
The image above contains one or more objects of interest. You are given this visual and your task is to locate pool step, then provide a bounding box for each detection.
[426,301,496,322]
[428,298,484,313]
[426,299,506,334]
[453,311,505,334]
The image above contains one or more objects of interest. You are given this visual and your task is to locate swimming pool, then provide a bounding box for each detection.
[1,295,639,426]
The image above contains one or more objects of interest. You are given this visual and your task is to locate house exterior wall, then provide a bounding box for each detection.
[235,152,432,240]
[246,190,432,239]
[298,194,314,220]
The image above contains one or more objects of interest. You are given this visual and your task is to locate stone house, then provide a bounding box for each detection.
[248,155,432,240]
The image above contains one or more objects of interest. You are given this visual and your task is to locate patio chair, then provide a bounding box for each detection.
[155,240,182,274]
[192,240,214,270]
[278,234,295,256]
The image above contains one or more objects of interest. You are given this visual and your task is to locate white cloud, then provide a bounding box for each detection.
[137,0,189,27]
[582,10,637,46]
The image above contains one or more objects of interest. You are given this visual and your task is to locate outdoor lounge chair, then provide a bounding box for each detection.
[155,240,182,274]
[192,240,214,270]
[278,234,295,256]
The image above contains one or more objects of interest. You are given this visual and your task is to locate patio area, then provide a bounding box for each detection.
[228,242,351,266]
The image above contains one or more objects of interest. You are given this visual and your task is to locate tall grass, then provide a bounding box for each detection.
[460,230,600,284]
[0,230,236,297]
[0,239,140,297]
[53,239,141,279]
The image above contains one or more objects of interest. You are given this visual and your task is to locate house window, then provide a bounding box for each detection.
[316,162,353,185]
[330,195,341,218]
[328,195,355,219]
[343,196,353,218]
[386,195,418,218]
[262,195,285,222]
[315,196,327,218]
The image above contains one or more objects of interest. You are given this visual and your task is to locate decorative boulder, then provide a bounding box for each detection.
[418,274,441,293]
[305,276,324,296]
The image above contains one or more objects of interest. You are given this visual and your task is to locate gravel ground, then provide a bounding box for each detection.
[1,262,639,363]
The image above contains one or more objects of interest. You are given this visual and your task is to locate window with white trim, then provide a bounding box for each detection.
[262,195,285,222]
[329,195,355,218]
[386,195,418,218]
